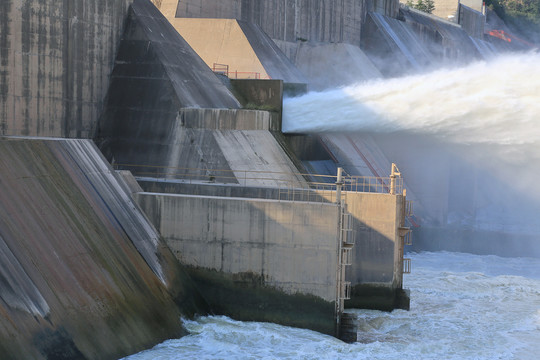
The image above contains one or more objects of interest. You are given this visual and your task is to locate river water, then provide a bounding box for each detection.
[123,251,540,360]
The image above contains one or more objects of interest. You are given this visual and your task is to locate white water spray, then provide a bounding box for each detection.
[283,53,540,146]
[285,53,540,235]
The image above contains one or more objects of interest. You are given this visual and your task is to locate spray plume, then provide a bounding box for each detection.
[284,53,540,237]
[283,53,540,146]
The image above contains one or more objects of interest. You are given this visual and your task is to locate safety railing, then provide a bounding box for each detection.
[212,63,229,76]
[212,63,272,80]
[113,164,402,201]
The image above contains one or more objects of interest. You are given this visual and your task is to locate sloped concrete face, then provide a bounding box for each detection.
[0,138,206,359]
[168,18,269,79]
[236,20,308,83]
[104,0,241,110]
[294,43,382,91]
[0,0,132,138]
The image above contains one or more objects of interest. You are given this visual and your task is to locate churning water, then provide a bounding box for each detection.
[122,252,540,360]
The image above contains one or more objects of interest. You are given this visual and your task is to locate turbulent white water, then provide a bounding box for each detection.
[122,252,540,360]
[283,53,540,146]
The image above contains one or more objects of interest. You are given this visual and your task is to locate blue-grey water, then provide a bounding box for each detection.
[123,251,540,360]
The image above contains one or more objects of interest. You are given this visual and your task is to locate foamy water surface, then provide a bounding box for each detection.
[123,252,540,360]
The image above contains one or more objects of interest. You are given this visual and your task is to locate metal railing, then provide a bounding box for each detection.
[212,63,272,80]
[113,164,402,201]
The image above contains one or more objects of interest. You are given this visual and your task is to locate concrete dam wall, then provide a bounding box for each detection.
[3,0,521,354]
[0,138,206,359]
[167,0,379,45]
[0,0,133,138]
[134,184,410,334]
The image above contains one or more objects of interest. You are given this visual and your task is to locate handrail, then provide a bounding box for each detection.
[212,62,271,80]
[113,163,403,196]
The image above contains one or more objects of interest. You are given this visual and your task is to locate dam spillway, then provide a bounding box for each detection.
[1,0,538,357]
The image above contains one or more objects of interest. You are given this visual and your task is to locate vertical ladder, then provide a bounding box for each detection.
[336,201,354,318]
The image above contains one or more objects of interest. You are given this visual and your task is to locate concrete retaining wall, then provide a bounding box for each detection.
[137,193,340,301]
[136,179,409,310]
[313,188,408,310]
[344,193,404,288]
[136,191,341,334]
[0,0,132,137]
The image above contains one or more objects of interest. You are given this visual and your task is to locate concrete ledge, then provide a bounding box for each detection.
[179,108,280,131]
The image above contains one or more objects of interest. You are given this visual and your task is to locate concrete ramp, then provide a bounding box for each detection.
[293,42,383,91]
[167,18,307,83]
[213,130,305,187]
[0,138,205,359]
